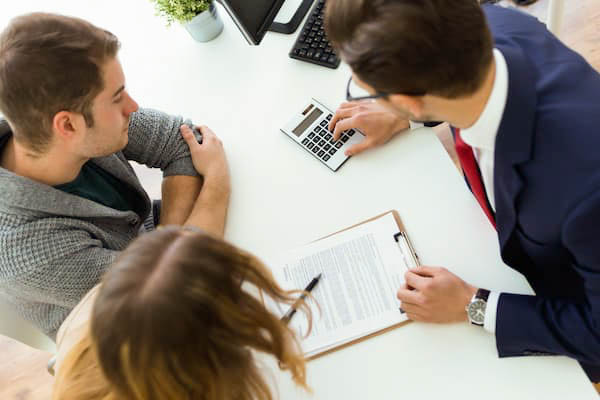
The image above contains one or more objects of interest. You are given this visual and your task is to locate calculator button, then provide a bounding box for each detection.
[308,132,315,139]
[329,138,336,144]
[325,133,332,140]
[326,114,332,120]
[314,127,322,133]
[328,148,336,155]
[341,135,349,143]
[319,120,327,127]
[323,154,330,161]
[348,129,355,136]
[312,136,319,143]
[311,146,319,154]
[307,142,315,150]
[319,139,326,146]
[318,150,325,157]
[324,144,331,150]
[302,138,309,145]
[335,141,343,148]
[318,130,327,137]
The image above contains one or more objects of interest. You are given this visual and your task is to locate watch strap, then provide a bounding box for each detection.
[475,288,490,302]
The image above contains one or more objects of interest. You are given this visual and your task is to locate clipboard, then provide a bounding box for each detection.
[266,210,420,361]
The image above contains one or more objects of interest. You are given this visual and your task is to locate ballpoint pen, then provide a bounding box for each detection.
[281,273,322,324]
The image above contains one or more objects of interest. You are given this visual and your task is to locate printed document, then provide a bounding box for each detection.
[266,212,417,357]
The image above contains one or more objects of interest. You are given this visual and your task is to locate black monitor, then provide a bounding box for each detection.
[218,0,314,45]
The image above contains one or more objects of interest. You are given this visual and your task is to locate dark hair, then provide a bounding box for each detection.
[85,227,310,400]
[0,13,120,152]
[325,0,494,98]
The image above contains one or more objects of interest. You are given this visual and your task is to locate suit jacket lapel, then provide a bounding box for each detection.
[494,45,537,255]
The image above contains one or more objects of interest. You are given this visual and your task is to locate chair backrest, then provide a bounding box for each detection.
[0,296,56,353]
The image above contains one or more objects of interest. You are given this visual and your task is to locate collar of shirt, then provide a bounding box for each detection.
[459,49,509,152]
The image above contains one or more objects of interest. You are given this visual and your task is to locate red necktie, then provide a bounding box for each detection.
[454,128,496,229]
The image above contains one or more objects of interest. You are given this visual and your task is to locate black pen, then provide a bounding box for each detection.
[281,273,322,324]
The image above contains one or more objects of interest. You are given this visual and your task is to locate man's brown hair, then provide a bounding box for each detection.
[0,13,120,152]
[53,227,312,400]
[325,0,494,98]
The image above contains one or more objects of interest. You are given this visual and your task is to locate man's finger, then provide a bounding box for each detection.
[405,270,431,291]
[345,138,373,156]
[329,106,358,132]
[180,125,200,150]
[331,116,355,140]
[396,287,422,304]
[409,266,442,277]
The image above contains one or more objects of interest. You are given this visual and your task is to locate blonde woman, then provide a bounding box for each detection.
[52,227,311,400]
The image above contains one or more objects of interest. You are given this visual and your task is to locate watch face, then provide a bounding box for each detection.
[468,299,486,324]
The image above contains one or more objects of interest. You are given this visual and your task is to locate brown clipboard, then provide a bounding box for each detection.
[290,209,417,361]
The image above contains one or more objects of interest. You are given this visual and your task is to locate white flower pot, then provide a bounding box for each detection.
[183,3,223,42]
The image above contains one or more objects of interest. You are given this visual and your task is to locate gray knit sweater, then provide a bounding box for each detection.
[0,108,199,340]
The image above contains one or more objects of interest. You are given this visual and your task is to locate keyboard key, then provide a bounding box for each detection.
[308,132,315,139]
[302,138,309,145]
[307,142,314,149]
[319,139,326,146]
[328,148,336,155]
[323,154,330,161]
[328,55,337,64]
[318,150,325,157]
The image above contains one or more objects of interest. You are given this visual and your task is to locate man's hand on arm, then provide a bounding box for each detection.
[178,124,231,238]
[327,100,410,156]
[396,266,477,323]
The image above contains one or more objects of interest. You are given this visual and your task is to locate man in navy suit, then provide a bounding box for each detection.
[325,0,600,382]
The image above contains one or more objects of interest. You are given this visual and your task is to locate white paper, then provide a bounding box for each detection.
[268,213,416,357]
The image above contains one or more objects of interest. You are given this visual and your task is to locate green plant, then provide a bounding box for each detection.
[149,0,212,25]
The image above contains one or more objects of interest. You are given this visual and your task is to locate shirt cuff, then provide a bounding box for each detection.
[408,120,424,130]
[483,291,500,334]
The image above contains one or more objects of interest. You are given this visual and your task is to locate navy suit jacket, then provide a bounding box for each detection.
[482,5,600,381]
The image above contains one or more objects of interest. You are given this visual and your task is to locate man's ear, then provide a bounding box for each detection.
[52,111,84,140]
[388,94,426,120]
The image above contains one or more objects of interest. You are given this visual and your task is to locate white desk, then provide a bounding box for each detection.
[1,1,597,398]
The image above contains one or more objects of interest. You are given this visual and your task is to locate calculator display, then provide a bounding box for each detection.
[292,108,323,137]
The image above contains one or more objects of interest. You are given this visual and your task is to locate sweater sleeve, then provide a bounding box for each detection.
[123,108,201,178]
[1,220,118,310]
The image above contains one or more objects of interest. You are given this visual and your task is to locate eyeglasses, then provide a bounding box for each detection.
[346,76,389,102]
[345,76,426,102]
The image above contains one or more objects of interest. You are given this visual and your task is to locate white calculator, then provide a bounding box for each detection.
[281,99,365,171]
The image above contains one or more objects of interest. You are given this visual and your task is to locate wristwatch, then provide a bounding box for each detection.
[466,288,490,326]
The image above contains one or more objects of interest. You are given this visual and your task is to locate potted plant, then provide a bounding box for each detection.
[149,0,224,42]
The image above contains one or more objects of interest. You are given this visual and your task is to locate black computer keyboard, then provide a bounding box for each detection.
[289,0,341,69]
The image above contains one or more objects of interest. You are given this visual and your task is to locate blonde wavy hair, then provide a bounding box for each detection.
[53,227,312,400]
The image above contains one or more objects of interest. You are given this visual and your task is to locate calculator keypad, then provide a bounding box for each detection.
[299,112,357,165]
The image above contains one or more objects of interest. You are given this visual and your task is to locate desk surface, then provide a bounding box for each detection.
[1,1,597,398]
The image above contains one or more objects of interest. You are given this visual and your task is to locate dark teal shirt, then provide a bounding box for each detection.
[54,161,142,212]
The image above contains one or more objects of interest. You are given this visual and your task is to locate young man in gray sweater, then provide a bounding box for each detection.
[0,13,230,339]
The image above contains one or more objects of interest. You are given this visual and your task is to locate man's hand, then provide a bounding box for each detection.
[396,266,477,323]
[181,125,230,190]
[327,101,410,156]
[179,125,231,237]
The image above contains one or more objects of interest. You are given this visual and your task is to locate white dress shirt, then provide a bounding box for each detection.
[459,48,509,334]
